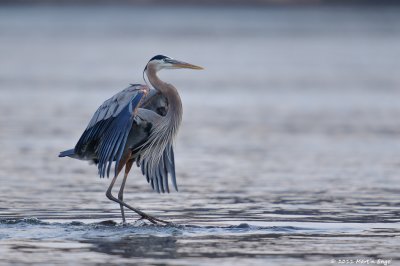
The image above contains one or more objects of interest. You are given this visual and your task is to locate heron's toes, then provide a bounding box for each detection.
[132,218,148,226]
[139,214,170,225]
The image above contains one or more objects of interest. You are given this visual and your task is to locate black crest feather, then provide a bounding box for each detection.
[149,55,169,61]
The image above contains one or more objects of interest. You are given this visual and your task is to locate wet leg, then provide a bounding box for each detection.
[105,159,169,224]
[106,180,169,224]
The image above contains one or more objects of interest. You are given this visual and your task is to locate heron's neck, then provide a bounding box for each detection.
[145,67,182,129]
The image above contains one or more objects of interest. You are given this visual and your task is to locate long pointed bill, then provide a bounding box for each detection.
[166,59,204,70]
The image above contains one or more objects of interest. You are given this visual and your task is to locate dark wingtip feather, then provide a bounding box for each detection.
[168,145,178,192]
[59,149,75,158]
[160,159,169,193]
[150,179,154,190]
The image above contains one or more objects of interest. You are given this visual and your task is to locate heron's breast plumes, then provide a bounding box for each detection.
[138,101,182,178]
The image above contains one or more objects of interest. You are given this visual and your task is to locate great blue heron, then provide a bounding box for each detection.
[59,55,203,224]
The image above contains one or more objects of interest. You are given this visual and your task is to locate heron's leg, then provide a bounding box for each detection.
[118,159,134,224]
[105,159,169,225]
[118,172,127,224]
[106,183,169,224]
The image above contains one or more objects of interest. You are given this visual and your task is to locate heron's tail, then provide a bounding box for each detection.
[59,149,75,158]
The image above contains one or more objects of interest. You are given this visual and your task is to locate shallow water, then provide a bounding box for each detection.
[0,5,400,266]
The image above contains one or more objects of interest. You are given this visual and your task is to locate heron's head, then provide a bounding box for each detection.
[145,55,203,72]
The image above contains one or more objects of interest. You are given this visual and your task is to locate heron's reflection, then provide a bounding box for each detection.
[83,235,178,259]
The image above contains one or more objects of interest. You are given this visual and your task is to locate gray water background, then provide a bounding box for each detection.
[0,5,399,266]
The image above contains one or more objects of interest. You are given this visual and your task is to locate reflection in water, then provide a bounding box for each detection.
[85,236,178,259]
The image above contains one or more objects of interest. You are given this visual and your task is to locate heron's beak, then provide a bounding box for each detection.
[167,59,204,70]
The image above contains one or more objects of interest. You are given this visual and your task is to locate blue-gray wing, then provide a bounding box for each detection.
[75,84,148,178]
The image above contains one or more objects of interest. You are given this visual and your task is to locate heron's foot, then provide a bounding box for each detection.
[138,213,170,225]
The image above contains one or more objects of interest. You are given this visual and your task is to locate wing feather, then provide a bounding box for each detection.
[74,85,147,178]
[157,164,165,193]
[154,171,161,193]
[166,144,178,191]
[160,157,169,193]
